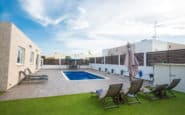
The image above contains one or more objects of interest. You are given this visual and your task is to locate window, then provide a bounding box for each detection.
[35,54,40,69]
[17,46,25,64]
[30,51,34,64]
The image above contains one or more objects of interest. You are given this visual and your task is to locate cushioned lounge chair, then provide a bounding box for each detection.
[121,79,143,104]
[93,83,123,109]
[19,69,48,81]
[19,71,48,81]
[166,79,181,97]
[24,68,48,80]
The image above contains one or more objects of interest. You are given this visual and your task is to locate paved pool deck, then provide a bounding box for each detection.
[0,69,150,101]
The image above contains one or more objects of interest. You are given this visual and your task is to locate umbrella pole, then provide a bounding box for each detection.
[128,47,132,82]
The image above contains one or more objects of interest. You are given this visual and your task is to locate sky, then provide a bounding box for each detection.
[0,0,185,55]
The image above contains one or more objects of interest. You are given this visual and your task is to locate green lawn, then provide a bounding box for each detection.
[0,91,4,96]
[0,92,185,115]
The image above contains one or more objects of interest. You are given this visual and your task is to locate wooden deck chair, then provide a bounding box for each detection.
[94,84,123,109]
[143,84,168,100]
[121,79,143,104]
[166,79,181,97]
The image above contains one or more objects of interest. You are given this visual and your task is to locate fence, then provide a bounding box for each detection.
[147,49,185,66]
[43,49,185,66]
[44,59,59,65]
[43,59,89,65]
[89,53,144,66]
[89,49,185,66]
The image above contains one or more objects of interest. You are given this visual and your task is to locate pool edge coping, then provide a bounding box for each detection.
[61,70,109,81]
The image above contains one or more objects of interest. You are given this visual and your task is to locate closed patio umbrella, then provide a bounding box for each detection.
[124,43,139,81]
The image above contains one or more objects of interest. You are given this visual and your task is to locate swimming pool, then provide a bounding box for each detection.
[63,71,104,80]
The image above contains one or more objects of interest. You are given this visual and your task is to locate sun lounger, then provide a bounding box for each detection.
[142,84,168,100]
[92,83,123,109]
[19,69,48,81]
[166,79,181,97]
[24,68,48,80]
[121,79,143,104]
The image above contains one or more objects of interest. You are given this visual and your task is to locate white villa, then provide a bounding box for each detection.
[0,22,41,91]
[103,39,185,56]
[90,39,185,81]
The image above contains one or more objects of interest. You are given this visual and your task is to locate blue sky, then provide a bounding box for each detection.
[1,0,185,55]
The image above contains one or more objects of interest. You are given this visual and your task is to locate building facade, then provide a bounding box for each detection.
[0,22,41,91]
[44,52,66,59]
[103,39,185,56]
[90,39,185,81]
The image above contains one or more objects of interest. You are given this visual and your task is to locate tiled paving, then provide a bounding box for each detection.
[0,69,150,101]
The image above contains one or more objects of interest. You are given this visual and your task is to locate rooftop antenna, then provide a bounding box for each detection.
[152,21,157,40]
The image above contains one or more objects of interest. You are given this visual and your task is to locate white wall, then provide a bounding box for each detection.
[135,40,153,53]
[42,65,66,69]
[154,63,185,92]
[90,63,153,80]
[152,40,168,51]
[0,23,41,91]
[136,66,153,80]
[135,39,170,53]
[102,49,109,56]
[6,23,41,90]
[42,65,89,69]
[102,39,182,57]
[103,39,163,56]
[90,63,128,74]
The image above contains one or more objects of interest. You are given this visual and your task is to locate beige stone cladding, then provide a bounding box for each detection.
[0,23,11,91]
[168,42,185,50]
[0,22,41,91]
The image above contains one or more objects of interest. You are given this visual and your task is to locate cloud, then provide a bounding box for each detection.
[19,0,78,26]
[66,18,89,30]
[19,0,185,35]
[19,0,185,55]
[57,37,126,56]
[75,0,185,36]
[78,7,86,14]
[55,0,185,54]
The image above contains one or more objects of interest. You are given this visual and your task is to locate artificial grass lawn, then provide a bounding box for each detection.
[0,92,185,115]
[0,91,4,96]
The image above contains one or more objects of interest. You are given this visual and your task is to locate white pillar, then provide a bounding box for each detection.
[59,58,61,65]
[118,54,120,65]
[104,56,106,64]
[144,52,147,66]
[41,58,43,66]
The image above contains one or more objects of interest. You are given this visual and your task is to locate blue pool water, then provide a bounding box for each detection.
[63,71,104,80]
